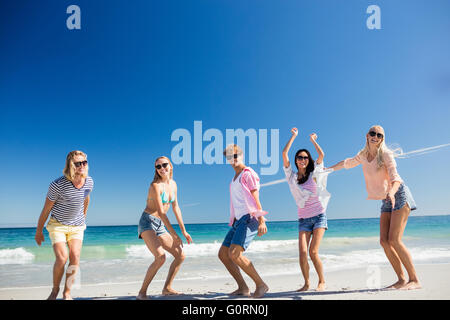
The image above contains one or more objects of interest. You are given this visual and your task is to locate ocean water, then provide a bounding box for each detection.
[0,215,450,289]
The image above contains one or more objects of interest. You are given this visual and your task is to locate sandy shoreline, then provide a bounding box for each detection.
[1,263,449,300]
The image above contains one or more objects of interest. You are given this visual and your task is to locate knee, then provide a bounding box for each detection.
[388,238,402,248]
[176,251,186,263]
[299,249,308,259]
[218,248,230,263]
[154,253,166,266]
[380,237,389,248]
[309,248,319,259]
[55,254,68,266]
[69,252,81,265]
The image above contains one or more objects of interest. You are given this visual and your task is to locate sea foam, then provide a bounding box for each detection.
[0,248,35,265]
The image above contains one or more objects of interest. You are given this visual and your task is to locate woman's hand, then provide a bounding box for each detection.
[283,128,299,168]
[183,231,193,244]
[35,230,45,246]
[310,133,318,142]
[387,191,396,211]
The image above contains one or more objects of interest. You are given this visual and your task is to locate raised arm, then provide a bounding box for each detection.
[282,127,299,168]
[171,182,193,244]
[309,133,324,164]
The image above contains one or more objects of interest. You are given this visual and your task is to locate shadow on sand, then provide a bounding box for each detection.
[75,287,385,300]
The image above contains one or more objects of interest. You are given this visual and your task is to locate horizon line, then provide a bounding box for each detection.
[0,213,448,229]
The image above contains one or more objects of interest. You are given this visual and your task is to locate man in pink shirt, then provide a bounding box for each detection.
[218,144,269,298]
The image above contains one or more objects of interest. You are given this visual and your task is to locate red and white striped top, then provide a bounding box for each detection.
[283,164,327,219]
[297,175,324,218]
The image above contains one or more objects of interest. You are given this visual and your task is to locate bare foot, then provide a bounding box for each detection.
[47,288,59,300]
[252,283,269,298]
[385,279,407,290]
[136,293,149,300]
[162,288,181,296]
[62,293,72,300]
[296,283,310,292]
[230,288,251,297]
[316,282,326,291]
[400,280,422,290]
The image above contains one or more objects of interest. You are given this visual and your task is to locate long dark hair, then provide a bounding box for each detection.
[294,149,315,184]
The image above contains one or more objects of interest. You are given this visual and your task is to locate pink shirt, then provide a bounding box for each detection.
[229,167,267,226]
[297,175,324,218]
[344,151,403,200]
[283,164,326,219]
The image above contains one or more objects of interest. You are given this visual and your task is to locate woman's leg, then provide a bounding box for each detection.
[309,228,326,291]
[388,205,421,290]
[63,239,83,300]
[229,244,268,298]
[48,242,68,300]
[137,230,166,299]
[218,245,250,296]
[158,233,186,295]
[297,231,312,292]
[379,212,407,289]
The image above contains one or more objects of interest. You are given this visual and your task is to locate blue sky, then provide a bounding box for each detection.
[1,0,449,227]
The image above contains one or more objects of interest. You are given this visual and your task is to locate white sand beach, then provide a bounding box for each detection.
[1,263,449,300]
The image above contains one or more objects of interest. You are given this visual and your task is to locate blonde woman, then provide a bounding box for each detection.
[35,151,94,300]
[329,125,420,290]
[137,156,193,300]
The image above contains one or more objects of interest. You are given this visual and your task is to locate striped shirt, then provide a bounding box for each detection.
[283,163,329,219]
[46,176,94,226]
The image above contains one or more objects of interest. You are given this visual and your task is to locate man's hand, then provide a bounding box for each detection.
[257,221,267,237]
[35,230,45,246]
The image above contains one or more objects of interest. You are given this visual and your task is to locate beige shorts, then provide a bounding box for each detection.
[46,218,86,245]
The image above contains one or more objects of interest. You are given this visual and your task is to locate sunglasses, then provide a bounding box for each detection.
[225,154,240,160]
[155,163,169,170]
[369,131,384,139]
[74,160,88,168]
[296,156,309,161]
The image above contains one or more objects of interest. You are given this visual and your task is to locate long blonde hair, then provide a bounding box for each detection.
[63,150,88,181]
[152,156,173,183]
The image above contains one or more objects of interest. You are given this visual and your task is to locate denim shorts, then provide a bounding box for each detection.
[222,214,259,251]
[298,213,328,233]
[138,212,168,239]
[381,184,417,213]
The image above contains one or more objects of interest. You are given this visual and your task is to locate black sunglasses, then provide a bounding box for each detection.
[369,131,384,139]
[155,163,169,170]
[74,160,88,168]
[225,154,239,160]
[296,156,309,161]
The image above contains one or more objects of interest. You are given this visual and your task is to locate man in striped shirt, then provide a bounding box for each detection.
[35,150,93,300]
